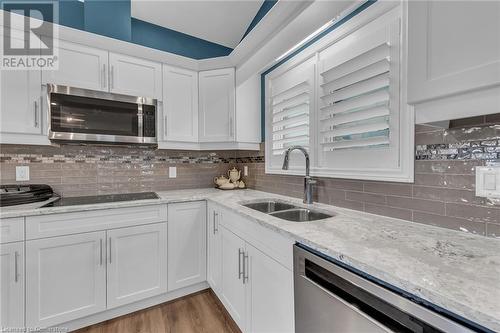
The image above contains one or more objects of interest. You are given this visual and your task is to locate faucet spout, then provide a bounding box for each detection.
[281,146,315,204]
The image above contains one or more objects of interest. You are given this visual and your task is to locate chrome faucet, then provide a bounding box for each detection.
[282,146,316,204]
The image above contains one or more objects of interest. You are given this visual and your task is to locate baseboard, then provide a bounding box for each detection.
[58,282,209,332]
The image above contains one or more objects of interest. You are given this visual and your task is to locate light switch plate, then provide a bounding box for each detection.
[476,166,500,198]
[169,166,177,178]
[244,166,248,176]
[16,166,30,181]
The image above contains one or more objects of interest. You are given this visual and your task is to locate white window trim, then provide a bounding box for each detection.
[265,1,414,182]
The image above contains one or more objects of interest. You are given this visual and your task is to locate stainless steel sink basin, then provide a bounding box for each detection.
[242,200,333,222]
[269,208,332,222]
[243,201,296,213]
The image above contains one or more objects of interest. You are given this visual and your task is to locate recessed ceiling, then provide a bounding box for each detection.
[131,0,265,49]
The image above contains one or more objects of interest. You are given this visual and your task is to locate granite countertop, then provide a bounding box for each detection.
[1,188,499,331]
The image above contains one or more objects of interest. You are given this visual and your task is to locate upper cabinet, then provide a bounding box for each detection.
[161,65,199,143]
[407,1,500,122]
[199,68,236,142]
[42,41,108,91]
[265,5,413,182]
[42,43,162,100]
[109,53,162,100]
[0,31,48,145]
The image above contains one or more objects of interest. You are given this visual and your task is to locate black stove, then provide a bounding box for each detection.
[1,184,55,207]
[42,192,159,207]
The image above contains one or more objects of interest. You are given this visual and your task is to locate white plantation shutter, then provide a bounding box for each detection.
[319,42,391,151]
[271,81,310,155]
[265,6,413,182]
[314,14,410,180]
[266,57,315,172]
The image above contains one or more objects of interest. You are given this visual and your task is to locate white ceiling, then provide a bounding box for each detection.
[131,0,265,49]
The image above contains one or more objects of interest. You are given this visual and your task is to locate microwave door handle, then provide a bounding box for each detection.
[137,104,144,137]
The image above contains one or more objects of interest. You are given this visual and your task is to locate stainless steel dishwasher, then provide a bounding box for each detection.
[293,244,490,333]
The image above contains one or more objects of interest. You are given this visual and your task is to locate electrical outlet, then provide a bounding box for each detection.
[16,166,30,181]
[244,165,248,176]
[169,166,177,178]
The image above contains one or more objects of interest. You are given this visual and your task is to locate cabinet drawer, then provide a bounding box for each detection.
[217,205,294,270]
[0,217,24,243]
[26,204,167,239]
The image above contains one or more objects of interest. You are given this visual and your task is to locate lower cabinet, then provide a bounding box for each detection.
[212,207,295,333]
[167,201,207,291]
[220,225,247,329]
[207,203,222,293]
[25,223,167,327]
[26,231,107,328]
[246,243,294,333]
[107,223,168,307]
[0,242,25,329]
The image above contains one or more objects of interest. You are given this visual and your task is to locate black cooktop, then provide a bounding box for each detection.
[43,192,159,207]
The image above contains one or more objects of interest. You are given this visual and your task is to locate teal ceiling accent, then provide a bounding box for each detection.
[84,0,131,41]
[131,18,232,60]
[1,0,235,59]
[241,0,278,42]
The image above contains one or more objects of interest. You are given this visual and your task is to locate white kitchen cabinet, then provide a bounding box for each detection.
[199,68,236,142]
[220,225,247,330]
[0,32,46,145]
[0,68,42,135]
[0,242,24,329]
[107,223,167,308]
[42,41,108,91]
[207,203,223,294]
[109,52,162,100]
[167,202,206,291]
[408,1,500,105]
[162,65,199,142]
[245,243,294,333]
[26,231,107,328]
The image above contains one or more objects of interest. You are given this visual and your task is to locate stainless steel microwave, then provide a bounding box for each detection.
[47,84,157,145]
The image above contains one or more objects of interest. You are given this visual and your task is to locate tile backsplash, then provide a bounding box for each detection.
[0,145,249,197]
[1,115,499,238]
[238,118,500,238]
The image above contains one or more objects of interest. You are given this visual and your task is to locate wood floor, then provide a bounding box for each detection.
[74,290,241,333]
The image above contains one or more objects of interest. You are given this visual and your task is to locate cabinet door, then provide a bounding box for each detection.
[26,232,106,328]
[167,202,206,291]
[246,244,294,333]
[0,33,42,135]
[207,203,222,294]
[42,41,108,91]
[0,242,24,329]
[408,1,500,104]
[162,65,198,142]
[109,53,162,99]
[199,68,235,142]
[107,223,167,308]
[220,225,246,330]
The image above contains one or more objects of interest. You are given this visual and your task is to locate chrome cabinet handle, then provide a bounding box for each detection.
[108,237,112,264]
[164,115,168,138]
[110,65,115,90]
[102,64,107,89]
[238,248,244,280]
[14,251,19,283]
[243,251,249,284]
[99,239,103,266]
[229,116,234,138]
[33,101,39,127]
[212,211,217,234]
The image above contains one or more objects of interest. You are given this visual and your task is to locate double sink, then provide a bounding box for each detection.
[242,201,333,222]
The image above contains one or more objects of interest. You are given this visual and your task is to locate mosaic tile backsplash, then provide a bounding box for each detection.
[1,114,499,238]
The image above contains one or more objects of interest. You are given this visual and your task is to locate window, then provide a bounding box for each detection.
[265,5,413,182]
